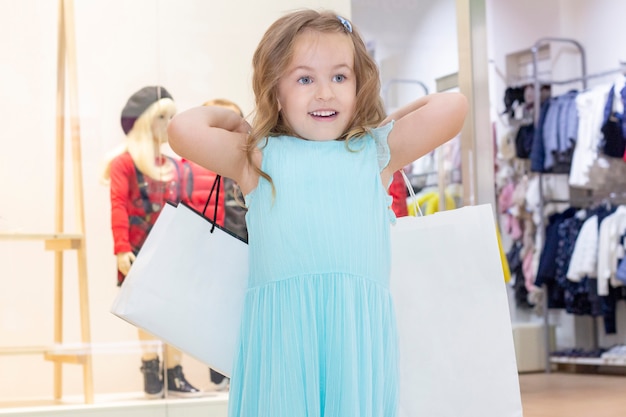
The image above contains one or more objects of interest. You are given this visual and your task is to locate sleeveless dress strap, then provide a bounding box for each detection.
[371,121,395,173]
[369,121,397,223]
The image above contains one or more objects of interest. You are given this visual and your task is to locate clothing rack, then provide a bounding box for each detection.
[569,191,626,208]
[382,78,429,105]
[406,169,462,187]
[526,37,626,373]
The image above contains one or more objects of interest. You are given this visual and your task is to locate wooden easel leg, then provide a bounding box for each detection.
[52,0,94,404]
[53,251,64,400]
[53,0,66,400]
[63,0,93,402]
[77,246,94,403]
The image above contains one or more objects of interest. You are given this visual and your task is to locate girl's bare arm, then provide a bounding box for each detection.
[382,92,468,182]
[168,106,259,193]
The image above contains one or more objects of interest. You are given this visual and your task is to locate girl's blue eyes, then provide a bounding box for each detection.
[297,75,346,84]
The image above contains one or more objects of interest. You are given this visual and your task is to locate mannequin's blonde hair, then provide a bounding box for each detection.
[102,97,176,183]
[202,98,244,117]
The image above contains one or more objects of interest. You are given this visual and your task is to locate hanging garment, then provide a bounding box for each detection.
[569,84,612,188]
[600,80,626,158]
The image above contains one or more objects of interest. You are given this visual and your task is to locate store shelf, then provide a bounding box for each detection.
[0,346,50,355]
[0,345,92,365]
[0,392,228,417]
[0,232,83,241]
[550,356,626,367]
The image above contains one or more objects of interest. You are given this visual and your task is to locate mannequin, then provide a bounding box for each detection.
[102,86,202,399]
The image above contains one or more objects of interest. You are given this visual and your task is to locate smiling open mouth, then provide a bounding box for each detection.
[309,111,337,117]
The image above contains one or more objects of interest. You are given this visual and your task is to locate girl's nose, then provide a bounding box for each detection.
[316,82,334,101]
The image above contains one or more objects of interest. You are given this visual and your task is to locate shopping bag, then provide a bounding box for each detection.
[111,176,248,377]
[110,201,177,314]
[390,204,523,417]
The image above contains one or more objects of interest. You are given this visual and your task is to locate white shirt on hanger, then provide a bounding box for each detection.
[597,205,626,295]
[567,214,598,282]
[569,83,612,188]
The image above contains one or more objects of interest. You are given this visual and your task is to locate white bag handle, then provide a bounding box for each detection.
[400,170,423,217]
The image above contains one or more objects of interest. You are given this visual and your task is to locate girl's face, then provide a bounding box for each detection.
[151,107,176,144]
[276,30,356,141]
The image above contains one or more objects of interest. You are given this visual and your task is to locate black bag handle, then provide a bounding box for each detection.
[203,175,221,233]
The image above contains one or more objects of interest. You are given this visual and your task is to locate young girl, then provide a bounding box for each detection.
[168,9,467,417]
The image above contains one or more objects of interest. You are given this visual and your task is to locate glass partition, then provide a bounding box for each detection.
[0,0,349,414]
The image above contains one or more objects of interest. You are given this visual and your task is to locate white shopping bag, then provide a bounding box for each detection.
[111,200,248,377]
[109,202,176,313]
[390,204,523,417]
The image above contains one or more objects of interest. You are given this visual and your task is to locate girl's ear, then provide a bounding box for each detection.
[277,98,282,112]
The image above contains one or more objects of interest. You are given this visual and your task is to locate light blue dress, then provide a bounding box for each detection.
[228,124,399,417]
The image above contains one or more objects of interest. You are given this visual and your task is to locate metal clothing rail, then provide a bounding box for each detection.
[526,37,625,373]
[382,78,429,105]
[569,191,626,208]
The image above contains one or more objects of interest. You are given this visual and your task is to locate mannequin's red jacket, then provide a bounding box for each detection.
[109,153,224,285]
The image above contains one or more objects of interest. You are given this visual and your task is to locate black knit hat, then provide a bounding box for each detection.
[121,86,173,134]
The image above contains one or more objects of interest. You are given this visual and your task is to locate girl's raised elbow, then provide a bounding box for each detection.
[450,92,469,115]
[166,117,185,153]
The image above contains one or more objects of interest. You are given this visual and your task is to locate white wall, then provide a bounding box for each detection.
[0,0,350,401]
[352,0,458,108]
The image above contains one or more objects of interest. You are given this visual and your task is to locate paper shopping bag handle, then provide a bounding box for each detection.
[400,170,423,217]
[202,175,222,232]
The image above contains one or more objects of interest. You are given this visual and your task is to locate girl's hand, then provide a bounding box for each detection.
[117,252,136,276]
[235,119,252,135]
[168,105,254,188]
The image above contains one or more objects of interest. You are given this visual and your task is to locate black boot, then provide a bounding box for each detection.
[140,358,163,399]
[166,365,203,397]
[209,368,230,391]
